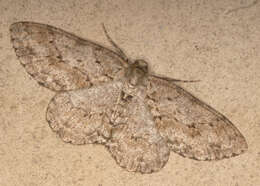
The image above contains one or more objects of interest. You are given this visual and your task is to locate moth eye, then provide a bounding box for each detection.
[76,59,82,62]
[120,91,133,102]
[166,97,172,101]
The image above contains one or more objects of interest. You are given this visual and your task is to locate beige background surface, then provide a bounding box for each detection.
[0,0,259,185]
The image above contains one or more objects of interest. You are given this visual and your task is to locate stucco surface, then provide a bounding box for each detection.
[0,0,259,185]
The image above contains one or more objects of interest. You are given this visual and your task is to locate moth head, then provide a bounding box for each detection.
[133,59,149,74]
[126,59,149,86]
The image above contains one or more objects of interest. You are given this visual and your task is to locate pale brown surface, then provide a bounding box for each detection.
[0,0,259,185]
[9,21,247,173]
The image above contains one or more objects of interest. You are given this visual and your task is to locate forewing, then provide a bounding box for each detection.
[10,22,125,91]
[46,82,122,144]
[145,76,248,160]
[106,95,170,173]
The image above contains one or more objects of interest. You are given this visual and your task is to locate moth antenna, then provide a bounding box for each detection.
[102,23,129,63]
[151,74,200,83]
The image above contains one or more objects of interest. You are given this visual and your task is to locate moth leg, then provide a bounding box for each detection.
[109,91,131,126]
[94,112,114,141]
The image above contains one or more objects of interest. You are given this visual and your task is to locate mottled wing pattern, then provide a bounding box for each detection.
[47,81,170,173]
[46,82,122,144]
[105,93,170,173]
[10,22,248,173]
[10,22,125,91]
[145,76,248,160]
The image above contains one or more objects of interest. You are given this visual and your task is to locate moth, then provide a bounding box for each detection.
[10,22,248,174]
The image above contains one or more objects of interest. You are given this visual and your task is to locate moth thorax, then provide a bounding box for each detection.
[126,60,148,86]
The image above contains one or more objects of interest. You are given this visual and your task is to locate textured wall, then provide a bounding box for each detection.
[0,0,259,185]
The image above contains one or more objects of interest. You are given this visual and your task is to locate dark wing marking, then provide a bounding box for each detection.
[10,22,126,91]
[106,95,170,173]
[145,76,248,160]
[46,82,122,144]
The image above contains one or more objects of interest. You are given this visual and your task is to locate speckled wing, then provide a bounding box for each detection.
[46,82,123,144]
[105,94,170,173]
[10,22,125,91]
[145,76,248,160]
